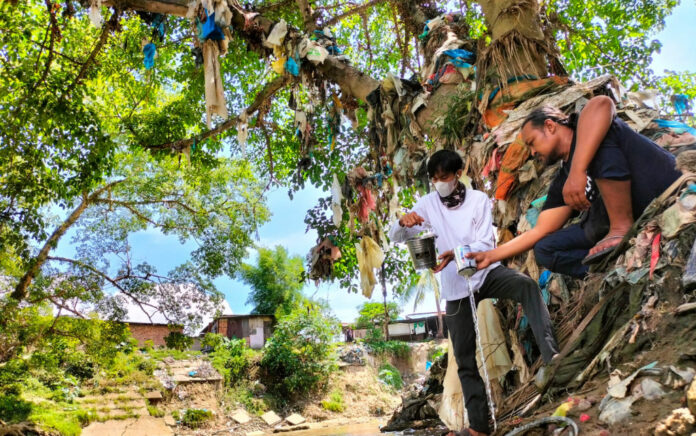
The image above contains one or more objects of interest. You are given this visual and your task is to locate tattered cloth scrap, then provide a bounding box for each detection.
[482,76,569,129]
[494,133,530,200]
[355,236,384,298]
[659,185,696,238]
[308,237,342,280]
[202,39,228,128]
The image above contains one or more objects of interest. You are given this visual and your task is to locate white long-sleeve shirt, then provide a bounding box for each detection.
[389,189,500,301]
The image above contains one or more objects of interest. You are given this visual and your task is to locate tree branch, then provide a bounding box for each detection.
[321,0,385,27]
[47,256,162,324]
[12,180,125,302]
[65,8,122,96]
[296,0,317,32]
[145,75,290,151]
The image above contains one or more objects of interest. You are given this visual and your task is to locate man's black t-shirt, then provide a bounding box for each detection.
[542,117,681,242]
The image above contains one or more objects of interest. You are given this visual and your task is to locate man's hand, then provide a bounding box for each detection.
[466,250,495,270]
[432,250,453,273]
[563,169,591,211]
[399,212,425,228]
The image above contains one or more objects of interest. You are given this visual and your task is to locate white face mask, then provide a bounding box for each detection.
[434,179,457,197]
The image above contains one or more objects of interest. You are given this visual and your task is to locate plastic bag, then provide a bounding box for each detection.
[237,111,248,155]
[88,0,102,26]
[263,19,287,48]
[202,39,228,128]
[355,236,384,298]
[475,300,513,380]
[143,43,156,70]
[438,336,468,431]
[305,42,328,64]
[331,174,343,227]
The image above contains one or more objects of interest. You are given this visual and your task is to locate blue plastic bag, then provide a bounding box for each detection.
[201,10,224,41]
[143,43,156,69]
[285,57,300,76]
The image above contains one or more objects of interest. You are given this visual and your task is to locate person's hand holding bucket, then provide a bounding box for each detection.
[399,212,425,227]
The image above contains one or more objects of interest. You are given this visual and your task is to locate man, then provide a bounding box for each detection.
[390,150,558,436]
[469,96,682,277]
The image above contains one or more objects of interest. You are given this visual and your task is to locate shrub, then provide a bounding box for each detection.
[147,404,165,417]
[378,363,403,390]
[181,408,212,428]
[321,390,344,412]
[209,338,254,386]
[260,304,340,400]
[367,340,411,359]
[164,331,193,351]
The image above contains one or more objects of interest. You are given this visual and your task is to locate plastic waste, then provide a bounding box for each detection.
[143,43,156,70]
[88,0,102,26]
[305,43,328,64]
[599,396,634,425]
[682,237,696,290]
[638,378,666,400]
[285,57,300,76]
[355,236,384,298]
[201,10,225,41]
[271,56,286,74]
[331,174,343,227]
[438,336,468,431]
[263,19,287,48]
[237,112,248,155]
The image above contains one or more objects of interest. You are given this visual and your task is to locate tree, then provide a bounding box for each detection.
[240,246,307,316]
[355,301,399,330]
[0,149,268,362]
[2,0,687,303]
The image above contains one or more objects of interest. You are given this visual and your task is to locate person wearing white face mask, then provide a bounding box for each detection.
[389,150,558,436]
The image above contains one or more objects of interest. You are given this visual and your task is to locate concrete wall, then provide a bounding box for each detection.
[128,324,180,347]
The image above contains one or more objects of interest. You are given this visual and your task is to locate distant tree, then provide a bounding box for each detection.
[240,246,306,316]
[355,302,399,330]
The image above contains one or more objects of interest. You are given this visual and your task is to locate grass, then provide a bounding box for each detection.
[321,390,345,413]
[180,408,213,428]
[378,363,403,390]
[147,348,201,361]
[147,404,165,417]
[225,384,268,416]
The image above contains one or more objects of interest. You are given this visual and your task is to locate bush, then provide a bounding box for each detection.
[378,363,403,390]
[209,338,254,386]
[260,304,340,400]
[147,404,165,417]
[181,408,212,428]
[164,331,193,351]
[367,340,411,359]
[321,390,344,412]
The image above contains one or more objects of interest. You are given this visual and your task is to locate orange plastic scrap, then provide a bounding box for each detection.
[494,133,530,200]
[482,76,569,129]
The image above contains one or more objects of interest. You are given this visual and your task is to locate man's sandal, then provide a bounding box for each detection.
[581,235,624,265]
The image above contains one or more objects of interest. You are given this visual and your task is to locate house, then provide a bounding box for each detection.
[127,321,182,347]
[347,312,446,342]
[201,314,275,349]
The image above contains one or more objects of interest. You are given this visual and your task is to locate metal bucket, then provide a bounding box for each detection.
[406,234,438,270]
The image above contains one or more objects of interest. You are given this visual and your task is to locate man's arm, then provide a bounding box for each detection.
[468,206,573,269]
[564,96,616,210]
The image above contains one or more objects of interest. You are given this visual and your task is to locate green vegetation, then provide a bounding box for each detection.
[321,390,345,412]
[207,335,258,386]
[366,340,411,359]
[240,246,308,317]
[355,302,399,330]
[147,404,165,418]
[261,304,340,401]
[378,363,404,391]
[164,331,194,351]
[180,408,213,428]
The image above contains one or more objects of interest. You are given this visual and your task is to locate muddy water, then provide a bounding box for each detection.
[280,422,442,436]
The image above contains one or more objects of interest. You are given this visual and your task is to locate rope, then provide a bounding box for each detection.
[503,416,579,436]
[467,280,497,433]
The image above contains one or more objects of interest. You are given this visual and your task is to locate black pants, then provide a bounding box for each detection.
[533,223,594,278]
[445,265,559,433]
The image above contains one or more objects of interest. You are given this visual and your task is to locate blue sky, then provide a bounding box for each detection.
[56,1,696,322]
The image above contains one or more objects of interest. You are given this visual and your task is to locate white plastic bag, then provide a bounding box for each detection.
[263,19,288,48]
[438,336,468,431]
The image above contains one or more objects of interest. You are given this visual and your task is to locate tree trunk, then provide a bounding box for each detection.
[434,295,444,339]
